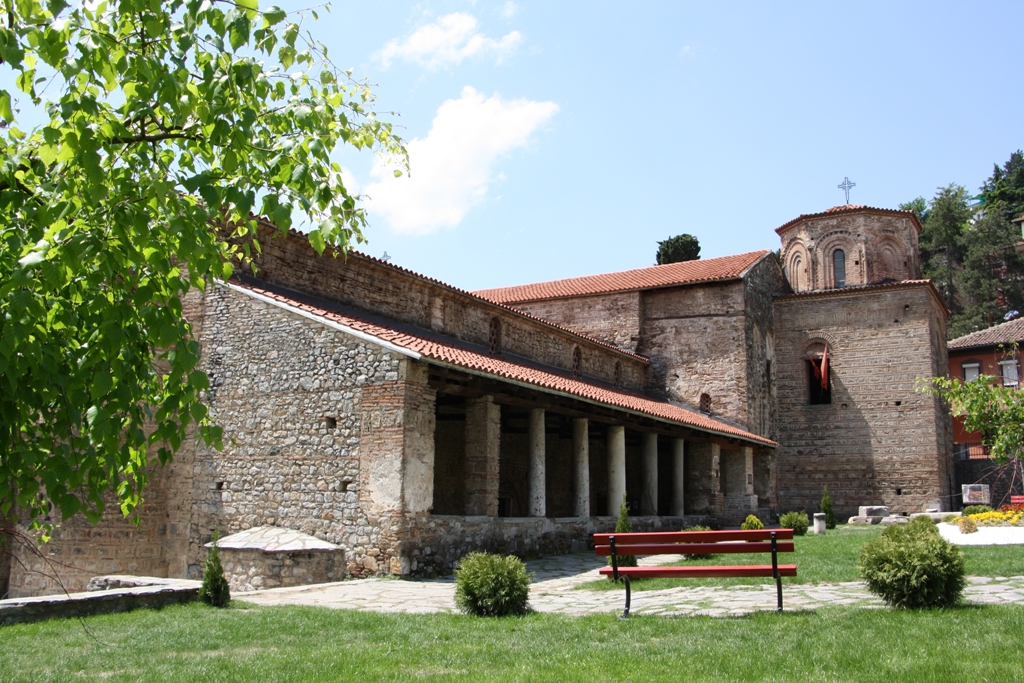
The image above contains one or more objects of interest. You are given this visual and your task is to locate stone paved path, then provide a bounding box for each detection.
[235,552,1024,617]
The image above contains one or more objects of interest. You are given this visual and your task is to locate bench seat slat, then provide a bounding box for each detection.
[595,541,794,556]
[594,529,793,544]
[598,564,798,579]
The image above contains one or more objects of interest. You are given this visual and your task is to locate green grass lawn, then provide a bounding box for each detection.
[2,601,1023,682]
[579,524,1024,591]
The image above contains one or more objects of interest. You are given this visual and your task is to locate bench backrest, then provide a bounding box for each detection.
[594,529,795,557]
[1010,495,1024,505]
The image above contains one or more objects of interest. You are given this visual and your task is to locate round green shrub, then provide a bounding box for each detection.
[779,510,810,536]
[963,505,993,515]
[958,516,978,534]
[859,531,966,609]
[741,514,764,531]
[454,552,531,617]
[681,524,716,560]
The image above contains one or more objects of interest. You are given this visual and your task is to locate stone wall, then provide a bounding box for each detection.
[219,548,346,592]
[638,280,749,425]
[184,281,410,580]
[773,284,953,519]
[743,256,785,439]
[241,226,648,389]
[512,291,643,352]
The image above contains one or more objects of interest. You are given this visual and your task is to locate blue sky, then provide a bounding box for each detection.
[317,1,1023,291]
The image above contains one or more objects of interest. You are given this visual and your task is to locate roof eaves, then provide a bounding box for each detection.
[775,206,923,236]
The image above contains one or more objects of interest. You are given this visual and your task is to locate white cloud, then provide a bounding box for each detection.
[500,2,518,19]
[364,86,558,234]
[377,13,523,69]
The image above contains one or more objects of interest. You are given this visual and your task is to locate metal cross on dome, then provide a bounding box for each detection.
[838,177,856,205]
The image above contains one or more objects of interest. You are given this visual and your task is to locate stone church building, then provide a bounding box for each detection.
[3,204,953,597]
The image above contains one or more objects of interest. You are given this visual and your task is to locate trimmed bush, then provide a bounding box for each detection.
[820,485,836,529]
[608,494,637,568]
[682,525,716,560]
[859,528,966,609]
[741,514,764,531]
[963,505,993,515]
[779,511,810,536]
[454,552,531,617]
[907,515,938,534]
[958,516,979,534]
[942,514,960,524]
[198,529,230,608]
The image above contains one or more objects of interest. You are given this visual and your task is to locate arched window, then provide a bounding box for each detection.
[699,393,711,414]
[572,346,582,378]
[805,342,832,405]
[489,317,502,355]
[833,249,846,288]
[789,253,803,292]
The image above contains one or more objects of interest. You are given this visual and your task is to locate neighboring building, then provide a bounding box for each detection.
[946,317,1023,507]
[5,205,955,598]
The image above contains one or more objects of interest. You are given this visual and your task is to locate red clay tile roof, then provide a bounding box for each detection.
[775,205,922,235]
[250,220,650,364]
[474,251,771,305]
[227,278,776,447]
[948,317,1024,350]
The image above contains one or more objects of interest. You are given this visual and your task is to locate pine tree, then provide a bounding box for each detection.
[198,528,231,608]
[820,486,836,530]
[609,494,638,568]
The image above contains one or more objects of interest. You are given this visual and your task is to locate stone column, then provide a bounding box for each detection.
[607,425,626,516]
[641,432,658,515]
[529,408,546,517]
[573,418,590,518]
[672,438,686,516]
[465,396,500,516]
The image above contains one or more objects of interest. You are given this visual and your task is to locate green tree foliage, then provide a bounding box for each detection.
[655,234,700,265]
[925,372,1024,491]
[0,0,405,530]
[981,150,1024,222]
[199,528,231,607]
[910,181,1024,339]
[820,485,835,529]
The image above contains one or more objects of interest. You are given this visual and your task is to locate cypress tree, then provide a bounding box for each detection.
[198,528,231,608]
[820,485,836,530]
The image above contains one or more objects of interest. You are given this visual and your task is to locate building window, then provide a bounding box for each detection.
[489,317,502,355]
[999,359,1019,388]
[614,362,622,388]
[833,249,846,288]
[699,393,711,414]
[572,346,582,378]
[961,362,980,383]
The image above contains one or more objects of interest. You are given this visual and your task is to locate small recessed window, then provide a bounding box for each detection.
[572,346,582,378]
[699,393,712,414]
[614,362,622,388]
[833,249,846,288]
[341,480,352,492]
[325,416,337,430]
[962,362,980,382]
[489,317,502,355]
[807,357,831,405]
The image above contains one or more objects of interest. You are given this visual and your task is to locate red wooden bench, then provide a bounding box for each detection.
[1010,495,1024,506]
[594,529,797,617]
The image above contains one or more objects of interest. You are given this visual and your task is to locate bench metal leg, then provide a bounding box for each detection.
[776,575,783,612]
[771,531,783,612]
[620,575,631,619]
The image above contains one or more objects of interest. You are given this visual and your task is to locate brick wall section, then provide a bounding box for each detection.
[639,280,749,425]
[774,285,953,519]
[243,226,647,389]
[513,291,643,352]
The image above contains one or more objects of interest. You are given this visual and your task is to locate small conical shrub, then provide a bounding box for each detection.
[198,528,231,608]
[741,514,764,531]
[608,493,637,568]
[820,485,836,529]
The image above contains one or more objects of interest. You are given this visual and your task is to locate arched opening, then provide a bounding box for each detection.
[833,249,846,288]
[788,253,803,291]
[614,362,622,388]
[699,393,711,414]
[805,342,832,405]
[572,346,582,378]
